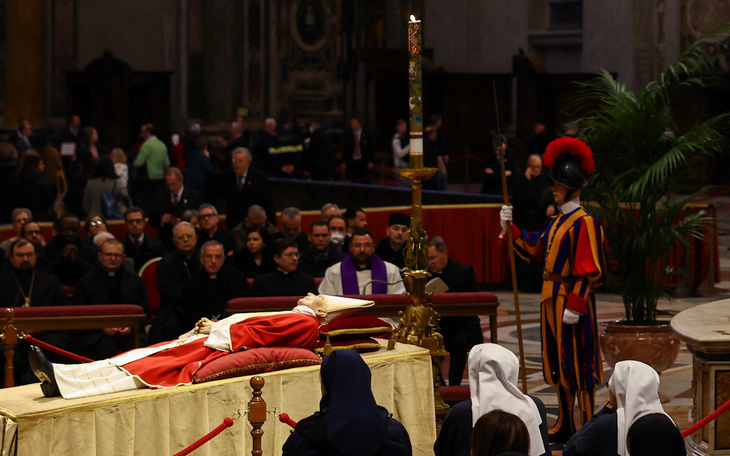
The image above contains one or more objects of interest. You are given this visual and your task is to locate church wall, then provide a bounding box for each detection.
[424,0,530,73]
[582,0,635,88]
[76,0,179,72]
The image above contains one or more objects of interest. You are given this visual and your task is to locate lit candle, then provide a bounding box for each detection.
[408,15,423,169]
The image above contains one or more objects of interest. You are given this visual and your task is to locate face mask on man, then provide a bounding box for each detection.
[330,232,345,247]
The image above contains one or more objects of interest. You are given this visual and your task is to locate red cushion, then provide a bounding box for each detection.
[440,385,470,402]
[314,338,382,354]
[319,315,393,339]
[193,346,322,383]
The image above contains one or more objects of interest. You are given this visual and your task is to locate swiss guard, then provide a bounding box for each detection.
[499,136,607,442]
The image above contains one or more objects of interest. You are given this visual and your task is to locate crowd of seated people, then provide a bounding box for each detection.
[0,199,412,354]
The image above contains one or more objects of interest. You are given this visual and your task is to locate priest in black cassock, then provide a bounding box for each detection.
[252,238,317,297]
[0,239,67,308]
[150,222,201,343]
[427,236,483,386]
[374,213,409,269]
[185,240,249,324]
[0,239,70,384]
[74,238,149,359]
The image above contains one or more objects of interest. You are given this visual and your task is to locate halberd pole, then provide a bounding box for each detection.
[493,80,528,394]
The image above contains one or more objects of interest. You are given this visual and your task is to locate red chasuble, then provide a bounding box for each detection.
[120,312,320,388]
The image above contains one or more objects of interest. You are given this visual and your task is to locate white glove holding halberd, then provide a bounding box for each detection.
[499,205,513,239]
[563,309,581,325]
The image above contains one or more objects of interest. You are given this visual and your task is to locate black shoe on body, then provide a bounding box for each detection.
[28,345,61,397]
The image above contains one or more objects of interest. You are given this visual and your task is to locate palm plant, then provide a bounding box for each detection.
[571,26,730,324]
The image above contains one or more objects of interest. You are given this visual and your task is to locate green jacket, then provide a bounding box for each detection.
[133,137,169,180]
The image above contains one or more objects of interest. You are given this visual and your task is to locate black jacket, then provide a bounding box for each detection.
[75,266,150,318]
[150,250,201,342]
[121,234,166,272]
[214,167,276,230]
[298,244,346,278]
[375,238,406,269]
[252,269,317,297]
[186,266,249,322]
[149,187,203,251]
[0,267,67,308]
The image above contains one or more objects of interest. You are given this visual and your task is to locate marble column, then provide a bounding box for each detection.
[4,0,47,124]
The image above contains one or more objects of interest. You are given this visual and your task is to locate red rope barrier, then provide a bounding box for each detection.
[279,413,297,428]
[682,398,730,438]
[25,334,93,363]
[173,417,234,456]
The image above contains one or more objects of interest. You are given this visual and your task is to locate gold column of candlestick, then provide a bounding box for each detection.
[387,15,449,415]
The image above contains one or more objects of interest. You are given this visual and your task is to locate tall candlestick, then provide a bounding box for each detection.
[408,15,423,169]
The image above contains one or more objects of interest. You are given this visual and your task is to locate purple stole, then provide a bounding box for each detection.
[340,254,388,294]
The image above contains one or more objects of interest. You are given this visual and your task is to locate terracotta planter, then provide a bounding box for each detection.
[599,320,680,373]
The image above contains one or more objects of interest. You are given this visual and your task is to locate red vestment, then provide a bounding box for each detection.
[119,312,319,388]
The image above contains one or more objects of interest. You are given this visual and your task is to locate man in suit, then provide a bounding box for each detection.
[121,207,166,271]
[273,207,308,253]
[216,147,276,230]
[427,236,483,386]
[150,167,203,251]
[342,118,374,182]
[196,203,236,254]
[58,114,81,147]
[15,119,33,155]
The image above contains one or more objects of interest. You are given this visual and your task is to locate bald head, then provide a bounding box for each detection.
[526,154,543,178]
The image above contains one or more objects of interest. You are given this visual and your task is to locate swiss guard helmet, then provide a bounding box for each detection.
[543,137,595,190]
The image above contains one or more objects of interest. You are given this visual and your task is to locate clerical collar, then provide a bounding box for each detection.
[355,262,371,271]
[559,198,580,215]
[107,271,117,277]
[209,274,218,280]
[277,267,292,275]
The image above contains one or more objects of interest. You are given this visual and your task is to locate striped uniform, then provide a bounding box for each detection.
[511,205,606,393]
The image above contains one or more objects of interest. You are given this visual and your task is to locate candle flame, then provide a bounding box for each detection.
[410,15,416,22]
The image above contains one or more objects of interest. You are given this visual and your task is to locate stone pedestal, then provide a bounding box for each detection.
[672,300,730,456]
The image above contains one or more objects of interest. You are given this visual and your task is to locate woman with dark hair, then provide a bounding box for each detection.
[78,126,101,165]
[472,410,530,456]
[434,344,549,456]
[16,152,56,221]
[82,156,127,217]
[232,226,275,278]
[282,349,412,456]
[84,213,108,241]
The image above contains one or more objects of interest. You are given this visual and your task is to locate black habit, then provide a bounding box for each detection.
[252,269,317,297]
[429,258,483,386]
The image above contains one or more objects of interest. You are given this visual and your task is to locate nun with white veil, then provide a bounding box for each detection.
[564,360,685,456]
[434,343,549,456]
